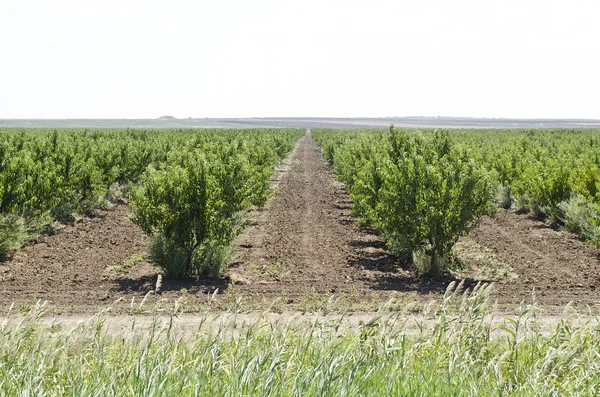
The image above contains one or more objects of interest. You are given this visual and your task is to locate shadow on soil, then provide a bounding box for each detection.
[115,275,230,295]
[367,273,484,295]
[348,235,486,295]
[333,202,353,211]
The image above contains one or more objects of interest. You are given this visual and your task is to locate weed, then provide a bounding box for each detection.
[558,194,600,243]
[106,253,144,274]
[261,261,289,279]
[0,214,39,260]
[454,239,519,281]
[298,288,329,314]
[495,184,514,209]
[4,286,600,395]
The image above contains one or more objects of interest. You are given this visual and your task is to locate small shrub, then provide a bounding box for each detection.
[50,193,104,223]
[49,200,78,223]
[411,247,447,275]
[374,129,496,274]
[494,184,513,209]
[558,195,600,243]
[131,153,250,278]
[0,214,38,260]
[99,182,128,209]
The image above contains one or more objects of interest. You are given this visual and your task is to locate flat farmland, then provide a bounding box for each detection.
[3,126,600,395]
[1,128,599,314]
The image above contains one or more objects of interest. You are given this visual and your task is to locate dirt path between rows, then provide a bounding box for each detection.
[227,130,431,307]
[1,130,599,315]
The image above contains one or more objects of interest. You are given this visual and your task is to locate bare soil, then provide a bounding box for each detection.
[455,211,600,311]
[1,131,599,314]
[0,205,152,313]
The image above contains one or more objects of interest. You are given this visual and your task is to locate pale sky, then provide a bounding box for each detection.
[1,0,599,119]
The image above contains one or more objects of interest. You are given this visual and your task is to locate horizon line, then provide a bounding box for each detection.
[3,116,600,121]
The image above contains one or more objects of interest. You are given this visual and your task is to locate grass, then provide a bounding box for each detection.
[248,261,289,280]
[106,253,145,274]
[454,239,519,281]
[2,282,600,395]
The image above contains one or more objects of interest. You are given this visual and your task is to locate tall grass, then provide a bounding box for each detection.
[1,283,599,396]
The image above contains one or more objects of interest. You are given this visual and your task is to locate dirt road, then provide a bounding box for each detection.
[228,130,425,307]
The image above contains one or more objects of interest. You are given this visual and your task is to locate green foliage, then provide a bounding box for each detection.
[315,127,600,250]
[5,285,600,395]
[514,160,571,219]
[379,130,495,273]
[558,195,600,243]
[130,159,214,276]
[129,131,301,277]
[495,184,513,209]
[130,156,236,277]
[0,215,33,260]
[571,163,600,202]
[0,128,302,262]
[314,127,495,274]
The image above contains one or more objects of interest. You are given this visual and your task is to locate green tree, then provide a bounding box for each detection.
[130,154,219,277]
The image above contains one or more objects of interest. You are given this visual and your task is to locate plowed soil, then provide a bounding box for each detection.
[1,131,599,314]
[456,212,600,310]
[0,206,152,313]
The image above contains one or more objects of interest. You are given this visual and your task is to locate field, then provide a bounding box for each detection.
[3,116,600,129]
[1,126,600,394]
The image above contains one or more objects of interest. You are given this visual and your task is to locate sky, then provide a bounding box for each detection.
[1,0,599,119]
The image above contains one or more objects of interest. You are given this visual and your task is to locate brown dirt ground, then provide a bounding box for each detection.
[1,131,599,315]
[455,211,600,311]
